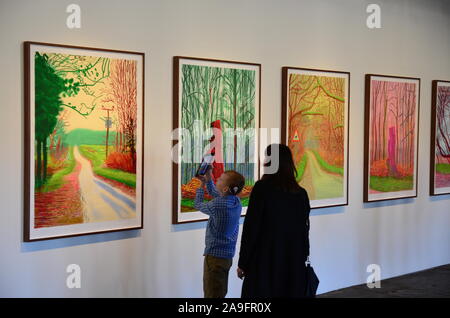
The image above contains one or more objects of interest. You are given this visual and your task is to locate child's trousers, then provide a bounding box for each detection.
[203,255,233,298]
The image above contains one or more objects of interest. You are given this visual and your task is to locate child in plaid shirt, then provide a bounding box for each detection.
[195,168,245,298]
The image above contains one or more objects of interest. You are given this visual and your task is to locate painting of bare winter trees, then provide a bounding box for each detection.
[430,80,450,196]
[173,57,260,223]
[282,67,349,209]
[364,74,420,202]
[24,42,144,241]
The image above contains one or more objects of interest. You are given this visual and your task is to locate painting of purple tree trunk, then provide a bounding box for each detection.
[364,74,420,202]
[430,80,450,195]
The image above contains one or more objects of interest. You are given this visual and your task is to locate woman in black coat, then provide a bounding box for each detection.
[237,144,311,297]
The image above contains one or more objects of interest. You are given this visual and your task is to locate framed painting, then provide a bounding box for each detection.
[281,67,350,209]
[364,74,420,202]
[430,80,450,196]
[24,42,145,241]
[173,56,261,224]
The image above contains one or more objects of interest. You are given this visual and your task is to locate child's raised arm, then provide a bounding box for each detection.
[205,179,220,198]
[200,167,220,198]
[194,187,216,216]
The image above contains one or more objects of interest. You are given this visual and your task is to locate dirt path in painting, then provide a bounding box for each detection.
[73,146,136,222]
[299,150,343,200]
[34,162,83,228]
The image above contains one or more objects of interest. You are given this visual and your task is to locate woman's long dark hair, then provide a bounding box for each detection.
[261,144,302,193]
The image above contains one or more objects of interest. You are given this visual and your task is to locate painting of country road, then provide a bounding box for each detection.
[430,80,450,196]
[24,42,144,241]
[364,75,420,202]
[173,57,260,223]
[282,68,349,209]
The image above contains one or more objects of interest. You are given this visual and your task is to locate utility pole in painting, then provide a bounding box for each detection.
[101,106,114,159]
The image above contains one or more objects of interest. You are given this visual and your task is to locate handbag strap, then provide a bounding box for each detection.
[305,256,311,266]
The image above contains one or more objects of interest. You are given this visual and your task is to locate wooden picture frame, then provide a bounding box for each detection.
[24,41,145,241]
[173,56,261,224]
[364,74,420,202]
[281,67,350,209]
[430,80,450,196]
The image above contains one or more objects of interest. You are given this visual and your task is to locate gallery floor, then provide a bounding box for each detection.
[319,264,450,298]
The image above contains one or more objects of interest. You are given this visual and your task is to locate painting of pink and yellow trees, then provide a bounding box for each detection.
[282,68,349,208]
[430,80,450,196]
[364,75,420,202]
[173,57,260,223]
[24,42,144,241]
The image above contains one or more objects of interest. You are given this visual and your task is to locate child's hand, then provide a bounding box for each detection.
[197,175,206,184]
[205,166,213,182]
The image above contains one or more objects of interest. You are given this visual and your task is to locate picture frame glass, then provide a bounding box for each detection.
[283,67,349,209]
[431,80,450,195]
[365,75,420,202]
[174,57,260,223]
[25,42,144,241]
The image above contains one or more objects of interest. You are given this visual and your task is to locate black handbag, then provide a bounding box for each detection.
[305,256,319,297]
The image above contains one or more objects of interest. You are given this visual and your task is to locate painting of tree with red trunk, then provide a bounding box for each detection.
[24,42,144,241]
[281,67,349,208]
[430,80,450,196]
[173,57,260,223]
[364,74,420,202]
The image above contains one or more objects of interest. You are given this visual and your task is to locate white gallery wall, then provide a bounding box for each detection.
[0,0,449,297]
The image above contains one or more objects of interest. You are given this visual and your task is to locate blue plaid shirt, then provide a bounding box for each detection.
[194,180,242,259]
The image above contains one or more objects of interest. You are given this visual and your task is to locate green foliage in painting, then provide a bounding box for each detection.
[296,153,308,182]
[34,52,80,187]
[436,163,450,174]
[78,145,136,187]
[40,146,76,193]
[311,150,344,176]
[180,64,256,185]
[65,128,116,146]
[369,175,413,192]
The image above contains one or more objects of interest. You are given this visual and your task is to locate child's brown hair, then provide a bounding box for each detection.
[224,171,245,195]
